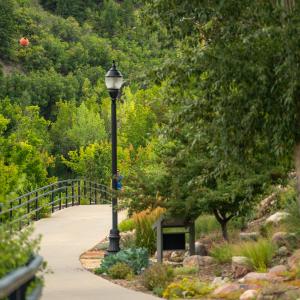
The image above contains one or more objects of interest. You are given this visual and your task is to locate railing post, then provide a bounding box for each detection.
[65,182,68,208]
[94,182,97,204]
[35,191,38,221]
[27,195,30,225]
[84,180,87,199]
[89,181,92,205]
[71,181,75,206]
[59,182,62,210]
[10,202,13,223]
[51,185,55,213]
[78,180,81,205]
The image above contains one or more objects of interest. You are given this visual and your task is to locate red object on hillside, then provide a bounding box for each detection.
[19,37,30,47]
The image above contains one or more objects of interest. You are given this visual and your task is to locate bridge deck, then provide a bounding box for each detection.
[34,205,157,300]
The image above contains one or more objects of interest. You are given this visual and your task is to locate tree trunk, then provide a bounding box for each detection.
[220,221,229,241]
[294,143,300,216]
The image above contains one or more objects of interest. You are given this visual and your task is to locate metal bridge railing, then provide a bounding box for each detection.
[0,255,43,300]
[0,179,112,229]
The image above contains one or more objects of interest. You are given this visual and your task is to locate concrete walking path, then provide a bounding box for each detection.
[34,205,157,300]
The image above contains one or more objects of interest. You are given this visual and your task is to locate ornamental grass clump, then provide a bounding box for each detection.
[119,218,135,232]
[233,239,276,272]
[133,207,166,254]
[210,243,233,264]
[141,263,174,291]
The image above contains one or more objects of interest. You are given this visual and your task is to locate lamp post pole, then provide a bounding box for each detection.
[105,61,123,254]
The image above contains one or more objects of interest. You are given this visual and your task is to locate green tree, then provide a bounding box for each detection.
[0,0,16,59]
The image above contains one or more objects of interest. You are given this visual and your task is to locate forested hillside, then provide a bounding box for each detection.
[1,0,300,239]
[0,0,166,203]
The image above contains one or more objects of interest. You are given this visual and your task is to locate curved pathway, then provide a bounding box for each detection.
[34,205,157,300]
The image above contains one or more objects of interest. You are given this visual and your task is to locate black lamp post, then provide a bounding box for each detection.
[105,61,123,254]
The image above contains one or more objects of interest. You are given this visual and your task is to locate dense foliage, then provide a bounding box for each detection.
[1,0,300,243]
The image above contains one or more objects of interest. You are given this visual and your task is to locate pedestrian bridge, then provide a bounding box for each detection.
[0,180,157,300]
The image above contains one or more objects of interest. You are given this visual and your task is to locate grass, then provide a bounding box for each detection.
[174,266,198,276]
[210,243,233,264]
[232,239,276,272]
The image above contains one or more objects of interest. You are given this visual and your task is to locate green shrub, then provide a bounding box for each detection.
[107,262,134,279]
[96,248,149,275]
[141,263,174,291]
[0,226,41,277]
[195,215,220,238]
[233,239,276,272]
[163,278,212,299]
[174,266,198,276]
[133,207,165,254]
[153,286,164,297]
[119,218,135,232]
[210,243,233,263]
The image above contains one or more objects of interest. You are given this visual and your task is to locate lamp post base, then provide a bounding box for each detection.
[106,229,120,255]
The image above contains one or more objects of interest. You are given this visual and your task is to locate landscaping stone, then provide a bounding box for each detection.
[268,265,288,277]
[257,285,300,300]
[240,232,259,241]
[195,241,208,256]
[154,250,172,260]
[287,249,300,271]
[277,246,289,257]
[271,232,297,249]
[212,283,241,298]
[183,255,214,268]
[211,276,230,287]
[265,212,290,225]
[232,256,253,278]
[242,272,284,283]
[240,290,259,300]
[169,250,185,262]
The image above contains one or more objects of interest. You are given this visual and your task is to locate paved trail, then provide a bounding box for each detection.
[34,205,157,300]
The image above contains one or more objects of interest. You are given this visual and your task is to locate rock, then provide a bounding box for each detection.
[240,290,259,300]
[272,232,297,249]
[195,241,208,256]
[169,250,185,262]
[268,265,287,276]
[265,212,290,225]
[232,256,253,278]
[240,232,259,241]
[211,277,230,287]
[154,250,172,260]
[257,193,277,218]
[212,283,241,298]
[257,285,300,300]
[183,255,214,268]
[277,246,289,257]
[242,272,284,283]
[288,249,300,271]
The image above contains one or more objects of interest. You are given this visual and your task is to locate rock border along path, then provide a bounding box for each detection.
[34,205,158,300]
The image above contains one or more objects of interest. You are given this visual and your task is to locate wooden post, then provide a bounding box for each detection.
[189,222,195,256]
[156,220,163,263]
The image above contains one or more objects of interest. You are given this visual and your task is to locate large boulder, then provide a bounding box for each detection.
[288,249,300,271]
[240,290,259,300]
[268,265,288,277]
[183,255,214,268]
[232,256,253,278]
[169,250,185,262]
[241,272,284,283]
[265,212,290,225]
[240,232,259,241]
[271,232,297,249]
[212,283,241,298]
[195,241,208,256]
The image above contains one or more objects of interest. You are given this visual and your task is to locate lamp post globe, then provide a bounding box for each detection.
[105,61,123,254]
